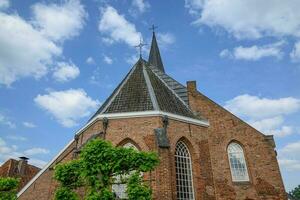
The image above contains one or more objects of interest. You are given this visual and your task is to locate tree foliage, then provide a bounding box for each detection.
[0,177,19,200]
[127,172,152,200]
[289,185,300,199]
[54,138,159,200]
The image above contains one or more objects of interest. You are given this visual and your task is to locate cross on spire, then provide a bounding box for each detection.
[135,37,147,58]
[149,24,158,33]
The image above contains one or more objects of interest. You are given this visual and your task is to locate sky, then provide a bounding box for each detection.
[0,0,299,192]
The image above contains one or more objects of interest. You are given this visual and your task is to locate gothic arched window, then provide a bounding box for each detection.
[175,141,195,200]
[227,142,249,182]
[112,142,138,199]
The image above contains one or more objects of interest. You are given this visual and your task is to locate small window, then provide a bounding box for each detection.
[227,142,249,182]
[112,142,138,199]
[175,141,195,200]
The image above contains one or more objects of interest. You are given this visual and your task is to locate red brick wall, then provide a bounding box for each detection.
[18,116,216,200]
[0,159,11,177]
[187,81,287,200]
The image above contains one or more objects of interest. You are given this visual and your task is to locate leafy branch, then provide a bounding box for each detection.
[54,138,159,200]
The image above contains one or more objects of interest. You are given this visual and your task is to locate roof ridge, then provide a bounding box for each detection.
[146,65,194,114]
[142,62,159,110]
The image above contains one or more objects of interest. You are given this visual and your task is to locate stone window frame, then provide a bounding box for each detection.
[227,141,250,183]
[175,140,195,200]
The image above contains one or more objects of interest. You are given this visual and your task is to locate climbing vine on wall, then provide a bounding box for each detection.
[54,138,159,200]
[0,177,19,200]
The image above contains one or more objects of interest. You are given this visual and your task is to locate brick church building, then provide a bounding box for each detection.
[18,31,287,200]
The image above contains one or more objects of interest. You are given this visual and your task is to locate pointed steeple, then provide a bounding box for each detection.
[148,29,165,73]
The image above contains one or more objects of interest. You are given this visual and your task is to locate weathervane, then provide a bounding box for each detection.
[135,37,147,58]
[149,24,158,33]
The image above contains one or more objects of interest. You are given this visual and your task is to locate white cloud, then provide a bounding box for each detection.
[125,54,139,65]
[103,55,113,64]
[32,0,87,41]
[24,148,49,156]
[34,89,99,127]
[89,67,113,89]
[0,137,16,156]
[220,49,231,58]
[250,116,284,132]
[131,0,150,14]
[279,159,300,171]
[250,116,293,137]
[0,113,15,128]
[101,37,115,45]
[0,0,86,86]
[290,41,300,62]
[270,126,293,137]
[281,141,300,154]
[0,137,47,168]
[99,6,141,46]
[29,158,47,168]
[23,121,36,128]
[185,0,300,39]
[157,33,175,48]
[0,12,61,86]
[233,42,284,61]
[7,135,27,141]
[220,41,285,61]
[52,61,80,82]
[86,56,96,65]
[0,0,9,10]
[224,94,300,137]
[278,141,300,171]
[89,66,101,85]
[224,94,300,119]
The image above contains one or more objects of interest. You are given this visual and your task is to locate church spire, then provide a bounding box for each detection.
[148,25,165,73]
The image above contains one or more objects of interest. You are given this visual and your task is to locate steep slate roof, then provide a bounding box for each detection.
[148,32,165,73]
[93,58,196,119]
[149,66,189,105]
[105,60,153,113]
[92,32,200,120]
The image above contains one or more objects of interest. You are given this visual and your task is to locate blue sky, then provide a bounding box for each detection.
[0,0,299,191]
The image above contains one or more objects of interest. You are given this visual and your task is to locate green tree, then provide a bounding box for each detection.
[0,177,19,200]
[290,185,300,199]
[54,138,159,200]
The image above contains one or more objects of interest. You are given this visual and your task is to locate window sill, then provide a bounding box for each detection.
[232,181,251,186]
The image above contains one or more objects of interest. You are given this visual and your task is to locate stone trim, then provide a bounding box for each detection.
[95,111,209,127]
[143,65,159,110]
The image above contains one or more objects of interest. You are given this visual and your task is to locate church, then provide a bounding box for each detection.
[17,30,287,200]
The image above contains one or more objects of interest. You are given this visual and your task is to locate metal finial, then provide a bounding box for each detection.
[134,37,147,58]
[149,24,158,33]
